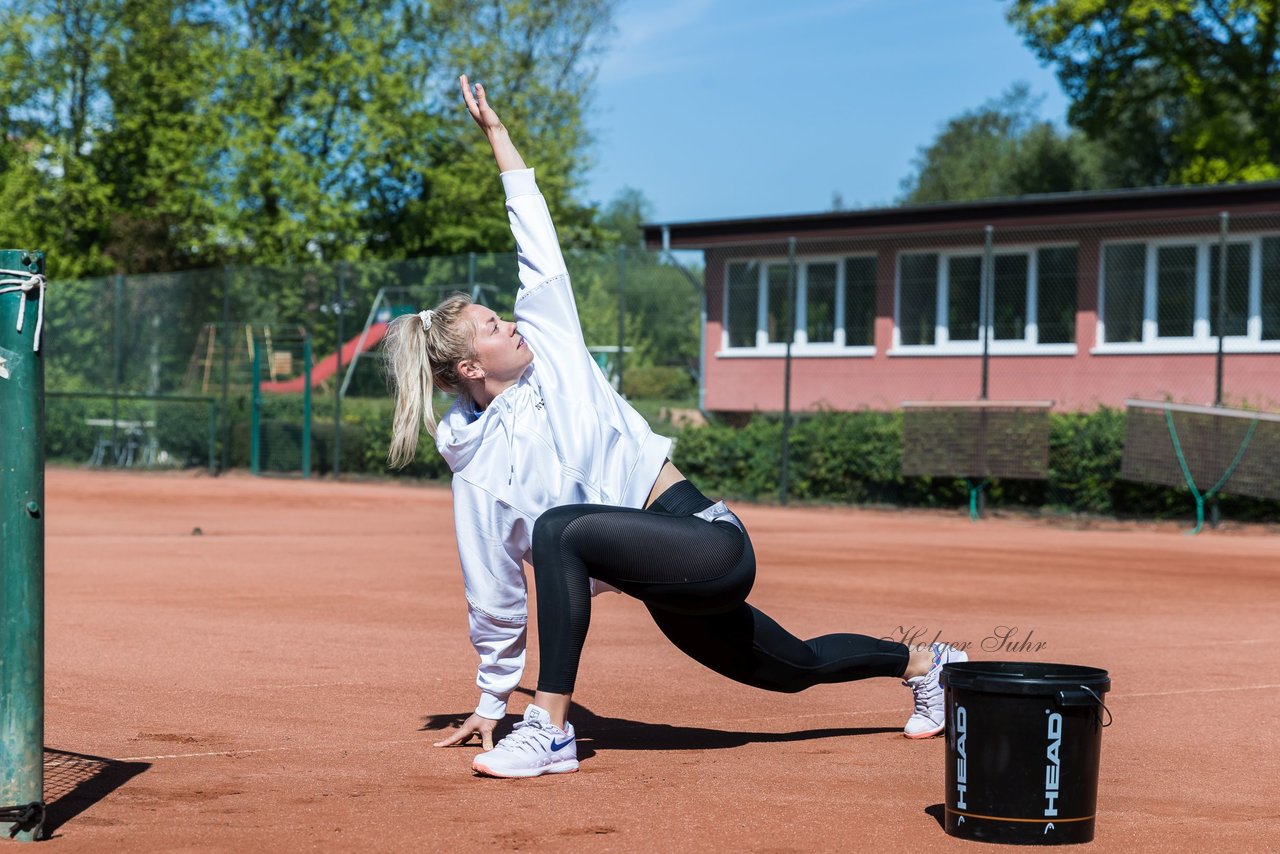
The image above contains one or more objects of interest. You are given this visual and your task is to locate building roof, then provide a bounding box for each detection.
[642,181,1280,249]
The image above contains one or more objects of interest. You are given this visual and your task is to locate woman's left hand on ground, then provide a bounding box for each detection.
[432,712,498,751]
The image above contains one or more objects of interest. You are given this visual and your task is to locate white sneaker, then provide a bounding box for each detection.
[472,705,579,778]
[903,643,968,739]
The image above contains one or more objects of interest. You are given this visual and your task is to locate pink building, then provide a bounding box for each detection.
[645,182,1280,416]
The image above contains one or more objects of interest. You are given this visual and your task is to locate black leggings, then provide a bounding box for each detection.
[531,480,910,696]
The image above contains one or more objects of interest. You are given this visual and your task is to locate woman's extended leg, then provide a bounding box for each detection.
[528,480,917,706]
[643,602,909,693]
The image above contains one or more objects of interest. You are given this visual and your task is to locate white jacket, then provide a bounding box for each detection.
[434,168,673,720]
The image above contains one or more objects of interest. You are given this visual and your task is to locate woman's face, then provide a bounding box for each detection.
[460,303,533,384]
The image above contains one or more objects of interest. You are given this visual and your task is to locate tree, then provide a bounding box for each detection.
[372,0,614,258]
[1007,0,1280,186]
[900,84,1110,204]
[94,0,224,271]
[594,186,652,248]
[0,0,616,275]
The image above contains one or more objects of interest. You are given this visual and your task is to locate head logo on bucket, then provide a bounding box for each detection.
[1045,711,1063,817]
[955,705,967,811]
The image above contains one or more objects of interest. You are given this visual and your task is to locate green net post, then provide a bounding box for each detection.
[1161,405,1259,535]
[302,336,312,478]
[251,342,261,475]
[967,479,988,522]
[0,249,47,841]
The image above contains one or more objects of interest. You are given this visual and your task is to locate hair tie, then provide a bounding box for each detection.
[418,309,434,331]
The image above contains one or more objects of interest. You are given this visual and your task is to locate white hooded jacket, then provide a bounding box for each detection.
[434,168,673,720]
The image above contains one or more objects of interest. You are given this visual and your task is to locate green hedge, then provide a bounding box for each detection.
[672,408,1280,522]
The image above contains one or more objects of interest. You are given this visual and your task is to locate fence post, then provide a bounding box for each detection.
[112,273,123,463]
[251,340,261,475]
[981,225,994,401]
[659,227,708,416]
[302,335,312,479]
[219,268,233,474]
[616,246,626,395]
[1215,211,1228,407]
[780,237,797,506]
[333,262,346,478]
[207,400,217,477]
[0,248,47,842]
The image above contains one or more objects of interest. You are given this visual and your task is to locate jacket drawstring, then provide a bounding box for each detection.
[506,404,516,485]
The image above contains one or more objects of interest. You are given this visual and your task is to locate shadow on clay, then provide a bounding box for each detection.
[924,803,946,829]
[38,747,151,838]
[422,687,899,758]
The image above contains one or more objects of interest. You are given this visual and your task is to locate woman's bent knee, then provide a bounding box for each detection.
[532,504,590,558]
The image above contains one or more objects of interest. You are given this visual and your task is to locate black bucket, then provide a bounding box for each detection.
[941,661,1111,845]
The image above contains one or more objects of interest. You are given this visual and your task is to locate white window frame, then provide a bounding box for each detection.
[718,255,877,358]
[1094,232,1280,354]
[888,243,1079,357]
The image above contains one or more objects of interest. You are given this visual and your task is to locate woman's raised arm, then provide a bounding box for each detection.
[460,75,526,173]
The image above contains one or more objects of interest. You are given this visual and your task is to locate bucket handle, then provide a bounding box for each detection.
[1058,685,1113,728]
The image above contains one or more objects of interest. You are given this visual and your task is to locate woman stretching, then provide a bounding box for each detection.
[386,77,966,778]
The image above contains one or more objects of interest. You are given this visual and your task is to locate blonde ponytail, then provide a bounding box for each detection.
[384,293,475,468]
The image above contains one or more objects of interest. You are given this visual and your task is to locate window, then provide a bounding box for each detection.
[723,256,878,353]
[844,257,876,346]
[1099,234,1280,349]
[993,254,1029,341]
[765,265,792,343]
[1101,245,1145,344]
[1037,247,1077,344]
[1264,237,1280,340]
[898,254,937,346]
[947,257,982,341]
[805,262,837,343]
[1208,243,1251,337]
[894,247,1077,351]
[1156,245,1197,338]
[726,261,760,348]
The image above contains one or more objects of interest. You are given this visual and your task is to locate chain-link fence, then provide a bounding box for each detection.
[43,248,703,478]
[705,206,1280,523]
[40,205,1280,525]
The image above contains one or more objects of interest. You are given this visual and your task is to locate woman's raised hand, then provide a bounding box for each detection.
[459,74,526,172]
[460,75,503,135]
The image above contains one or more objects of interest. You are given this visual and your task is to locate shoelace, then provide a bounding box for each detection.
[907,644,945,717]
[493,719,552,755]
[911,678,942,716]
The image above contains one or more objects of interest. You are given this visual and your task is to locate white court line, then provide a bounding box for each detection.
[119,737,427,762]
[1114,682,1280,699]
[234,682,371,690]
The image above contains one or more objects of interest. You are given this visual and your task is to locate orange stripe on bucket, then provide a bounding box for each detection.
[945,807,1095,824]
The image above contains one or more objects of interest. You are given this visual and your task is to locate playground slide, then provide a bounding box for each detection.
[261,322,388,393]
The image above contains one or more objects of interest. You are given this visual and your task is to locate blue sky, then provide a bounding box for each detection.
[583,0,1069,224]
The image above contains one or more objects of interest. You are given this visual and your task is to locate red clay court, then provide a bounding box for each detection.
[37,467,1279,851]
